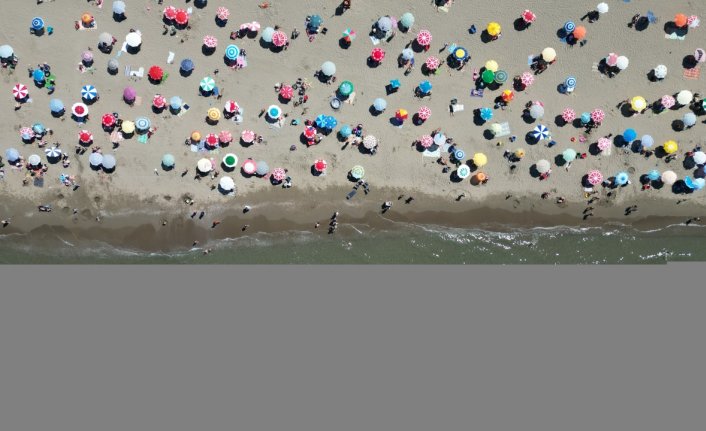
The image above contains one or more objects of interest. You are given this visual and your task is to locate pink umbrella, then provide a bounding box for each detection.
[240,23,252,32]
[416,30,432,46]
[224,100,240,114]
[279,85,294,100]
[271,168,287,181]
[203,35,218,48]
[314,159,327,172]
[174,9,189,26]
[205,133,219,147]
[12,83,28,100]
[590,109,605,124]
[520,71,535,87]
[81,50,93,63]
[561,108,576,123]
[242,159,256,174]
[687,15,700,28]
[241,130,255,143]
[587,170,603,185]
[218,130,232,143]
[303,126,316,140]
[123,86,136,101]
[78,130,93,144]
[522,10,536,23]
[19,127,35,139]
[250,21,261,32]
[597,138,611,151]
[606,53,619,67]
[661,95,675,109]
[417,106,432,120]
[371,47,385,62]
[272,31,288,47]
[419,135,434,148]
[163,6,177,21]
[216,7,230,21]
[425,56,440,70]
[152,95,166,109]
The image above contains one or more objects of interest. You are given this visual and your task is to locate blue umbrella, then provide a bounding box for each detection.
[0,45,14,59]
[693,178,706,190]
[135,117,150,131]
[564,76,576,88]
[324,116,338,129]
[112,1,126,15]
[580,112,591,124]
[180,58,194,72]
[433,133,446,146]
[308,15,323,30]
[169,96,183,110]
[564,21,576,33]
[33,69,45,82]
[32,123,45,135]
[418,80,432,94]
[532,124,550,140]
[623,128,637,142]
[31,17,44,31]
[315,114,327,128]
[615,172,629,186]
[162,154,175,167]
[479,107,493,121]
[373,98,387,112]
[453,47,469,61]
[81,84,97,101]
[647,170,661,181]
[454,149,466,161]
[224,44,240,61]
[339,125,352,137]
[684,176,696,189]
[49,98,64,113]
[5,148,20,162]
[640,134,654,148]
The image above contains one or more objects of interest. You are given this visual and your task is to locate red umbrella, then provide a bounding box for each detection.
[203,35,218,48]
[218,130,232,143]
[224,100,239,113]
[205,133,219,147]
[272,31,288,47]
[371,47,385,62]
[174,9,189,26]
[148,65,163,81]
[279,85,294,99]
[241,130,255,143]
[78,130,93,144]
[425,56,440,70]
[216,6,230,21]
[501,90,515,102]
[520,71,535,87]
[303,126,316,140]
[395,109,409,120]
[561,108,576,122]
[152,95,166,109]
[272,168,287,181]
[101,113,116,127]
[419,135,434,148]
[597,138,611,151]
[590,109,605,123]
[314,159,327,172]
[522,10,536,23]
[163,6,177,21]
[417,106,432,120]
[416,30,432,46]
[12,83,28,100]
[587,170,603,185]
[242,159,256,174]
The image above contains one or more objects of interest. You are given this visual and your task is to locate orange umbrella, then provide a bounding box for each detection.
[81,14,94,26]
[501,90,514,103]
[473,172,487,185]
[573,26,586,40]
[674,14,688,27]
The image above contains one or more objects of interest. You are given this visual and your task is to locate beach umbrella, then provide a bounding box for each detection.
[419,135,434,148]
[373,98,387,112]
[541,47,556,62]
[473,153,488,167]
[371,47,385,62]
[102,113,116,128]
[271,31,288,47]
[484,60,499,72]
[661,95,675,109]
[418,80,432,94]
[563,149,577,162]
[433,133,447,146]
[647,170,660,181]
[623,128,637,142]
[224,44,239,61]
[216,6,230,21]
[363,135,378,149]
[693,178,706,190]
[416,30,432,46]
[692,151,706,165]
[663,140,678,154]
[456,165,471,179]
[695,48,706,63]
[654,64,668,79]
[180,58,194,72]
[5,148,20,163]
[674,14,688,28]
[338,81,354,97]
[417,106,432,120]
[520,71,535,87]
[487,22,501,37]
[562,108,576,122]
[261,27,275,43]
[219,176,235,192]
[494,70,508,84]
[205,133,219,147]
[615,172,629,186]
[453,47,469,61]
[174,9,189,26]
[683,112,697,127]
[223,100,239,113]
[203,35,218,49]
[161,154,175,168]
[125,32,142,48]
[33,69,45,82]
[339,125,353,138]
[169,96,183,110]
[222,153,238,168]
[481,69,495,84]
[123,86,136,101]
[89,152,103,167]
[400,12,415,29]
[532,124,550,140]
[241,159,256,174]
[0,44,13,59]
[112,1,126,15]
[425,56,440,70]
[32,123,45,135]
[308,15,323,30]
[341,28,356,43]
[631,96,647,112]
[640,135,654,148]
[78,130,93,144]
[28,154,42,167]
[564,76,577,89]
[580,112,591,124]
[474,172,488,184]
[688,15,700,28]
[605,53,619,67]
[597,138,611,151]
[350,165,365,179]
[377,16,393,32]
[218,130,233,144]
[99,32,113,45]
[522,10,536,24]
[453,149,466,162]
[573,26,587,40]
[271,168,287,182]
[191,131,201,142]
[200,77,216,92]
[241,130,255,143]
[255,161,269,176]
[31,17,44,31]
[107,58,119,72]
[564,21,576,33]
[303,126,317,140]
[102,154,116,170]
[20,127,35,141]
[661,170,677,185]
[529,104,545,119]
[479,107,493,121]
[536,159,551,174]
[81,51,94,64]
[587,170,603,185]
[616,56,629,70]
[501,89,514,103]
[121,120,135,134]
[152,95,166,109]
[207,107,221,122]
[514,148,526,159]
[395,109,409,121]
[12,83,28,100]
[321,61,336,76]
[49,98,64,113]
[597,3,609,14]
[401,48,414,61]
[677,90,693,105]
[267,105,282,120]
[279,85,294,100]
[163,6,177,21]
[81,84,97,101]
[197,158,213,173]
[72,102,89,118]
[135,117,150,131]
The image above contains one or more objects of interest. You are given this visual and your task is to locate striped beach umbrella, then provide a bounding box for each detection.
[564,76,577,89]
[562,108,576,122]
[218,130,233,144]
[279,85,294,100]
[419,135,434,148]
[163,6,177,21]
[661,95,675,109]
[494,70,508,84]
[597,138,611,151]
[81,85,97,101]
[303,126,317,140]
[78,130,93,144]
[342,28,356,42]
[479,107,493,121]
[416,30,432,46]
[152,95,167,109]
[532,124,550,140]
[200,77,216,92]
[590,109,605,123]
[223,100,239,113]
[587,170,603,185]
[522,10,536,23]
[20,127,35,140]
[45,147,61,159]
[417,106,432,120]
[371,47,385,62]
[520,71,535,87]
[12,83,28,100]
[216,7,230,21]
[205,133,219,147]
[135,117,150,131]
[174,9,189,26]
[425,56,440,70]
[271,31,288,47]
[272,168,287,182]
[101,113,116,127]
[314,159,327,173]
[224,44,239,60]
[338,81,354,97]
[31,17,44,31]
[564,21,575,33]
[241,130,255,143]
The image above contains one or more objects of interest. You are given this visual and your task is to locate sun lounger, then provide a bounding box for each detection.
[470,89,484,97]
[451,104,464,113]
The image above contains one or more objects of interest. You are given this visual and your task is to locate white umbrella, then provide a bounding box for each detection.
[363,135,378,149]
[683,112,697,127]
[616,56,629,70]
[89,152,103,166]
[654,64,668,79]
[197,158,212,173]
[677,90,693,105]
[536,159,551,174]
[219,176,235,191]
[28,154,42,166]
[529,104,544,119]
[320,61,336,76]
[126,32,141,48]
[596,3,609,14]
[99,32,113,45]
[692,151,706,165]
[661,170,677,185]
[261,27,275,43]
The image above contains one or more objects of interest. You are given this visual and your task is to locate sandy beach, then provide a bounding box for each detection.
[1,0,705,255]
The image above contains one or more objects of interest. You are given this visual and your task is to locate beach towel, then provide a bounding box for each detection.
[683,66,700,80]
[78,24,97,32]
[176,104,190,117]
[138,134,148,144]
[167,52,175,64]
[470,89,484,98]
[438,6,449,13]
[451,104,464,113]
[422,148,441,158]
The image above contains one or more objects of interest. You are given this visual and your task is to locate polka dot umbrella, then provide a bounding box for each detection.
[363,135,378,149]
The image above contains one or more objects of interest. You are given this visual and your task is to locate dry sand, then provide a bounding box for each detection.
[1,0,705,247]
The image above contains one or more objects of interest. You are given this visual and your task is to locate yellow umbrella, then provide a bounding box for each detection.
[191,131,202,141]
[487,22,501,37]
[121,120,135,134]
[663,140,678,154]
[472,153,488,167]
[630,96,647,112]
[207,107,221,121]
[484,60,499,72]
[514,148,525,159]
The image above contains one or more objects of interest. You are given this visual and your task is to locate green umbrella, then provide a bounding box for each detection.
[350,165,365,179]
[494,70,508,84]
[162,154,175,167]
[338,81,354,97]
[400,13,415,29]
[200,76,215,92]
[702,98,706,110]
[562,148,577,162]
[481,69,495,84]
